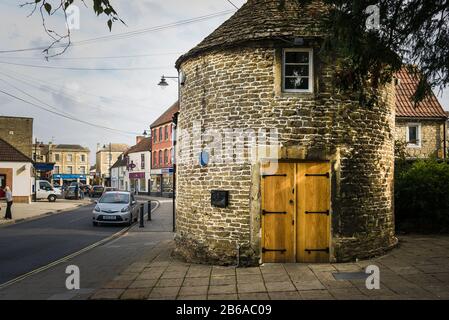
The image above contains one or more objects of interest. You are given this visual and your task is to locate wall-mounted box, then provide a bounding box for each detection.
[211,190,229,208]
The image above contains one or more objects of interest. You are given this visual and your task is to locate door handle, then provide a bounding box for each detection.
[289,200,294,205]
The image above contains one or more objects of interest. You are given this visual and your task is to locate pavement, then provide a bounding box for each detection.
[0,198,93,226]
[1,196,449,300]
[91,233,449,300]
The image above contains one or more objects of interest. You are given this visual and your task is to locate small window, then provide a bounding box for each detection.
[80,154,86,162]
[54,154,60,162]
[67,166,73,174]
[153,129,157,143]
[406,124,421,147]
[282,48,313,93]
[159,151,162,165]
[67,154,73,162]
[54,166,60,174]
[141,154,145,169]
[159,127,163,141]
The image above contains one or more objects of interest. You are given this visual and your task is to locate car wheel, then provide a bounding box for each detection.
[48,195,57,202]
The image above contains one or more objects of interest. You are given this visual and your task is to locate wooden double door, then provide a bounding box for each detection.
[261,162,331,263]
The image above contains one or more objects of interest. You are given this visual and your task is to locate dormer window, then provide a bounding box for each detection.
[282,48,313,93]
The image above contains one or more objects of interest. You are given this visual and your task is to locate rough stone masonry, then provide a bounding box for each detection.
[173,0,397,266]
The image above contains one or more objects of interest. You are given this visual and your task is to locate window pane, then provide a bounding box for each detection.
[285,51,309,64]
[285,65,309,77]
[409,127,417,142]
[285,77,309,90]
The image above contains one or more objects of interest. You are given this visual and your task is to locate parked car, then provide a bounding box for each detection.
[92,191,139,226]
[90,185,105,198]
[65,186,78,200]
[36,180,62,202]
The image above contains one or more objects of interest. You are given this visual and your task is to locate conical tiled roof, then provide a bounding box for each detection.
[176,0,328,68]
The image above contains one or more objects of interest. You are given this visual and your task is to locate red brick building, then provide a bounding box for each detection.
[150,101,179,197]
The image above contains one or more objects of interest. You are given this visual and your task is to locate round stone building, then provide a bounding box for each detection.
[174,0,397,266]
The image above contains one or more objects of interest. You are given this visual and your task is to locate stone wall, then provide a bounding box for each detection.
[0,116,33,158]
[175,45,397,265]
[395,119,446,158]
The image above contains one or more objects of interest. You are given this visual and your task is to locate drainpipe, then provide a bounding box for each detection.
[444,120,447,160]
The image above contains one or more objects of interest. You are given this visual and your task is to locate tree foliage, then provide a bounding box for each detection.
[20,0,124,57]
[298,0,449,103]
[395,159,449,233]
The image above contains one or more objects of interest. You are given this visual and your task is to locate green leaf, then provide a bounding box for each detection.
[44,2,52,15]
[107,19,112,31]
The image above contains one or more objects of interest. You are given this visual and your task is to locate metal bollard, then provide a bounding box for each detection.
[148,200,152,221]
[139,203,144,228]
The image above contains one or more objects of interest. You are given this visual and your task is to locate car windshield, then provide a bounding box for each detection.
[99,193,129,204]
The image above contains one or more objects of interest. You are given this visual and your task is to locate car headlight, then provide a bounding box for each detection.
[94,206,101,212]
[121,206,130,213]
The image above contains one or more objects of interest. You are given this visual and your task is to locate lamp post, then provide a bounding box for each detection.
[103,143,112,187]
[158,73,182,233]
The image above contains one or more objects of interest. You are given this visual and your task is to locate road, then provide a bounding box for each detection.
[0,199,171,300]
[0,203,126,286]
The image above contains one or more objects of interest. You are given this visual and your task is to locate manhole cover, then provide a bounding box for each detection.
[333,272,367,281]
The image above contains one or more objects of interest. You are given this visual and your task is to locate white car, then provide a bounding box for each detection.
[92,191,139,226]
[36,180,62,202]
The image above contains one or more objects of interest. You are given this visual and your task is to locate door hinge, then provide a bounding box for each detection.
[305,248,330,254]
[262,248,287,253]
[305,173,330,178]
[261,174,287,178]
[305,210,330,216]
[262,210,287,215]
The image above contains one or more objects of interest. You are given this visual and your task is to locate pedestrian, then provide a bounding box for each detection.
[4,186,13,220]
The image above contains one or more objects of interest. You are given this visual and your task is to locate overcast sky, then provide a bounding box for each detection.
[0,0,448,166]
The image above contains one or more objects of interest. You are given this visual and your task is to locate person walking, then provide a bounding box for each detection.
[4,186,13,220]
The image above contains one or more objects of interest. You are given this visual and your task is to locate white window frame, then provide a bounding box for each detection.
[282,48,314,93]
[406,123,422,148]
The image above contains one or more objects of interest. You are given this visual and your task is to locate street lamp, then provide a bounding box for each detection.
[158,73,182,233]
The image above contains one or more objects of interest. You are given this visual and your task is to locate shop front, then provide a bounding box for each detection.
[150,168,173,198]
[129,172,147,195]
[52,174,89,187]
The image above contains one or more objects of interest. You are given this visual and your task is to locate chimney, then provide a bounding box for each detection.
[136,136,145,144]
